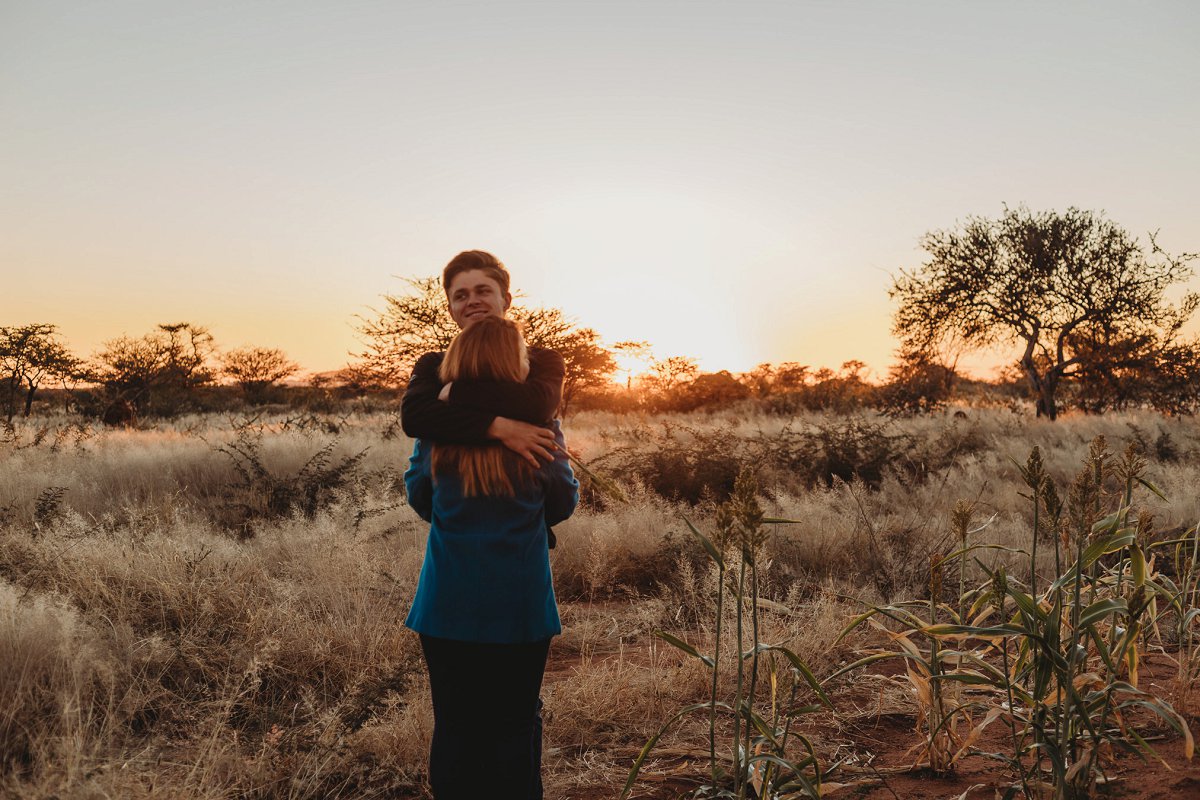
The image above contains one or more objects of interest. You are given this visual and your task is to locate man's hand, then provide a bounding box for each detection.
[438,381,453,401]
[487,416,556,468]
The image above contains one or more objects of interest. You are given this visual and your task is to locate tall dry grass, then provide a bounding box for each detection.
[1,405,1198,796]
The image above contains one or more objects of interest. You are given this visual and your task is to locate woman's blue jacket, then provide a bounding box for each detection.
[403,420,579,644]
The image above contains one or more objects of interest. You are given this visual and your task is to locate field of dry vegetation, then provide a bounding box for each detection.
[3,403,1200,799]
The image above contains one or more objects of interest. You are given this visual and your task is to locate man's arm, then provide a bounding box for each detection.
[401,352,496,443]
[403,440,433,523]
[539,421,579,528]
[487,416,556,468]
[446,347,565,424]
[400,350,559,466]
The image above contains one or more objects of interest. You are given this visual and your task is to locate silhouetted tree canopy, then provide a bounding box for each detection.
[516,307,616,415]
[0,323,81,420]
[221,346,300,403]
[672,370,752,412]
[91,323,216,416]
[355,276,617,413]
[643,356,699,394]
[355,277,460,386]
[892,206,1199,419]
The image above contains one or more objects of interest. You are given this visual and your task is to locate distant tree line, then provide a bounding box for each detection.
[5,206,1198,422]
[0,322,303,423]
[1,313,961,423]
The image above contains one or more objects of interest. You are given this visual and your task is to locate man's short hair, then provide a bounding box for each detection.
[442,251,511,296]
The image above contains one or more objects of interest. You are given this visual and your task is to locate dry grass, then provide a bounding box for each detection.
[2,406,1199,797]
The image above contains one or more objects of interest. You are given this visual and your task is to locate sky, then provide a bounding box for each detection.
[3,1,1199,379]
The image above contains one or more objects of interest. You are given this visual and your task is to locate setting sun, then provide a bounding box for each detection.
[508,182,800,372]
[3,1,1197,379]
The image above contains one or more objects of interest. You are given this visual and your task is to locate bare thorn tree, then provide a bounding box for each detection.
[221,346,300,403]
[0,324,80,420]
[92,322,217,416]
[891,206,1199,419]
[354,276,616,413]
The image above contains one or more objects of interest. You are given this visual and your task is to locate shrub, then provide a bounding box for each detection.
[876,354,956,416]
[216,432,369,535]
[768,418,909,489]
[592,423,751,505]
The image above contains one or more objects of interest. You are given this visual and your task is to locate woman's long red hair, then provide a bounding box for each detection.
[431,317,533,497]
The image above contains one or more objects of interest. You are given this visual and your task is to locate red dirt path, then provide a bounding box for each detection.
[547,643,1200,800]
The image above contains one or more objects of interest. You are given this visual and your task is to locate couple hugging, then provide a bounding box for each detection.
[400,250,579,800]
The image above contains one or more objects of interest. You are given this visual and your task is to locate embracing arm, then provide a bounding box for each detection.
[401,348,564,465]
[539,422,579,527]
[447,347,565,424]
[401,352,496,443]
[404,440,433,523]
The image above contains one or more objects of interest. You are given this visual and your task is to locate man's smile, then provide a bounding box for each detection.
[446,268,512,328]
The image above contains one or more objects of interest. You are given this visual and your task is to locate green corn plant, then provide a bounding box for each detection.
[959,441,1190,798]
[831,504,1016,778]
[1013,448,1041,591]
[1147,519,1200,701]
[623,468,834,800]
[837,439,1194,800]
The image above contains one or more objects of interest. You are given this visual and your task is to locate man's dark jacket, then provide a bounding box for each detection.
[400,346,565,442]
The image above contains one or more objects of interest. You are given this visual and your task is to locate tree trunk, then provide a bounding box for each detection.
[1022,358,1060,421]
[2,375,17,422]
[1039,377,1059,421]
[23,381,37,417]
[1021,355,1052,420]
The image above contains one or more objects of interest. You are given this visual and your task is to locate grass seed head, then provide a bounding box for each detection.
[1022,446,1047,491]
[714,503,737,551]
[1040,478,1062,519]
[1067,462,1102,543]
[990,565,1009,609]
[1040,478,1064,543]
[730,467,765,550]
[1136,512,1154,545]
[950,499,974,545]
[929,553,945,600]
[1115,441,1147,487]
[1128,585,1151,618]
[1086,435,1110,486]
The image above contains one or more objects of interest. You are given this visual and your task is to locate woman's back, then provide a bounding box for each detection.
[404,420,578,643]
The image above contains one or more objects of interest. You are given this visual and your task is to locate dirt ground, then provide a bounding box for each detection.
[544,605,1200,800]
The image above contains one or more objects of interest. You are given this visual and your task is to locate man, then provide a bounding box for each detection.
[401,249,566,465]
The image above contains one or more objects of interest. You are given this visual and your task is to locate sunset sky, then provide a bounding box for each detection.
[3,1,1198,379]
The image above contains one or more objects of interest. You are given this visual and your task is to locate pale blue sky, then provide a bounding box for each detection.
[3,1,1198,376]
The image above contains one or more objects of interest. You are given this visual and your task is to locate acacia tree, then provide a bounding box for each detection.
[877,350,957,416]
[0,324,81,420]
[772,362,811,393]
[1069,323,1200,415]
[891,206,1199,419]
[355,277,460,386]
[221,346,300,403]
[92,322,216,415]
[517,307,616,415]
[646,355,699,392]
[671,370,752,412]
[633,355,700,411]
[355,276,617,413]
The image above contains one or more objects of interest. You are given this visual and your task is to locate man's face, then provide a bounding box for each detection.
[447,269,511,328]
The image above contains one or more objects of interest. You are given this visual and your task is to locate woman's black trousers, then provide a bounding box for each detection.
[419,634,552,800]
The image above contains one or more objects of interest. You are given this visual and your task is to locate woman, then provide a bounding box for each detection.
[404,316,578,800]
